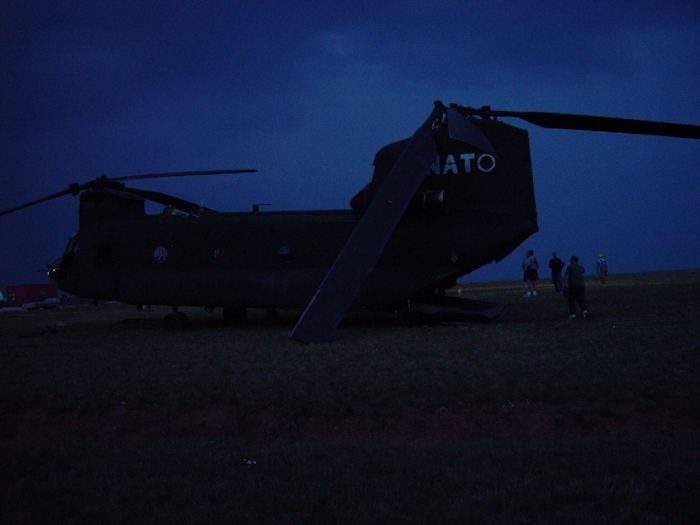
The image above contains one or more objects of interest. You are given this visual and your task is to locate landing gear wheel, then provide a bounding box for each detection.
[222,306,247,324]
[175,311,189,329]
[164,311,189,331]
[394,306,419,327]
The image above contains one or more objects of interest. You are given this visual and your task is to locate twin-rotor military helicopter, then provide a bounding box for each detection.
[3,101,699,343]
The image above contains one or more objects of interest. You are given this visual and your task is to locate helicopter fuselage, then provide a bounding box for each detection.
[53,204,535,311]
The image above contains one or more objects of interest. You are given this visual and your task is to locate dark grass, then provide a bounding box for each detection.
[2,437,698,524]
[1,270,699,523]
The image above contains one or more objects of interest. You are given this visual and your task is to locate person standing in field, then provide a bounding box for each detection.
[596,253,609,284]
[521,249,539,297]
[564,255,589,319]
[549,251,565,294]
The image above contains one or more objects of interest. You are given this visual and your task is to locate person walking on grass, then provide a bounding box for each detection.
[521,249,539,297]
[564,255,589,319]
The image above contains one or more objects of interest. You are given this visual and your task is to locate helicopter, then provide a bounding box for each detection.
[2,101,699,343]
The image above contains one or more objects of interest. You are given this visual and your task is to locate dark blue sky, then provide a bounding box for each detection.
[1,1,699,292]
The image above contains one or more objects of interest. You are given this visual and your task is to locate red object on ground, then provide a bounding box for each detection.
[6,283,59,307]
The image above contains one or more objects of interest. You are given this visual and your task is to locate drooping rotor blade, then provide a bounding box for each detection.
[0,185,79,217]
[124,187,217,214]
[1,169,255,218]
[470,107,700,139]
[113,169,256,182]
[290,105,442,344]
[446,107,497,156]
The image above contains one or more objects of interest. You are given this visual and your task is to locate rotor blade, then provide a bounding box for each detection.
[113,169,256,182]
[290,107,441,344]
[0,185,79,217]
[490,110,700,139]
[1,170,253,218]
[124,187,217,213]
[447,107,497,156]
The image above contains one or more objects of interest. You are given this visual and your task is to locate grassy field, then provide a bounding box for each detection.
[1,270,699,523]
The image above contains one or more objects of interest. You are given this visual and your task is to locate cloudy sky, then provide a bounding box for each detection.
[1,1,699,293]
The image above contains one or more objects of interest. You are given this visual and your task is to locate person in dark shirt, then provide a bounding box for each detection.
[549,252,565,294]
[564,255,589,319]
